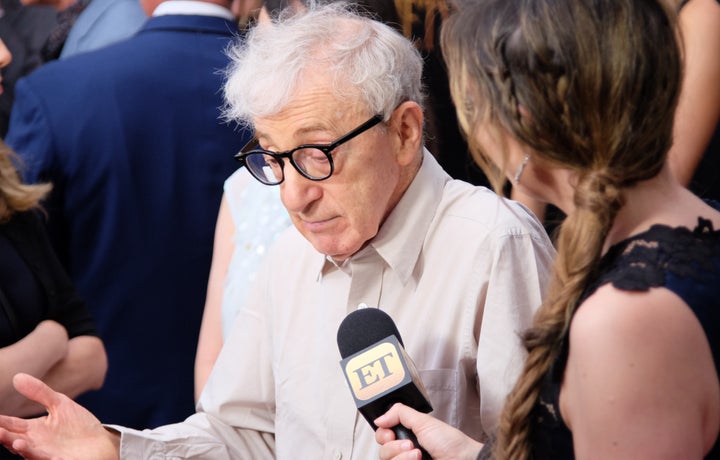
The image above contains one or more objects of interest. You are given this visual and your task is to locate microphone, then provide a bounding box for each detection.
[337,308,432,459]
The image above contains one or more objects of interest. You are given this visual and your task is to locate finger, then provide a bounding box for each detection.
[389,404,430,433]
[13,374,63,410]
[0,415,30,436]
[375,402,426,431]
[379,439,420,460]
[375,427,396,444]
[398,451,422,460]
[10,439,28,454]
[374,402,405,428]
[0,427,25,454]
[12,438,59,460]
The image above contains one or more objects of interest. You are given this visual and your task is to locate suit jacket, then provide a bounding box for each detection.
[6,14,250,429]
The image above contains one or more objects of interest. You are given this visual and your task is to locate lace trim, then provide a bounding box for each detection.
[586,217,720,296]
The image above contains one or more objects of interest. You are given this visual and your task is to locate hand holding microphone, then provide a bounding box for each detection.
[374,403,487,460]
[336,308,432,460]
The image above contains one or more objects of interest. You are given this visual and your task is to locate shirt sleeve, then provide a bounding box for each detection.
[113,413,275,459]
[114,257,278,459]
[476,207,555,433]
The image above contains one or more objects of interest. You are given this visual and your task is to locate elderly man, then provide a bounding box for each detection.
[0,3,554,459]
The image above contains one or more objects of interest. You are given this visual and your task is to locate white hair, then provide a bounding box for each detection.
[222,1,425,126]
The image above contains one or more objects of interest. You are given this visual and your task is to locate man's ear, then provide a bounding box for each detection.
[389,101,423,166]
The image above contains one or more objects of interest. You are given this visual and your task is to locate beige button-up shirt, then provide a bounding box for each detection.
[115,151,555,459]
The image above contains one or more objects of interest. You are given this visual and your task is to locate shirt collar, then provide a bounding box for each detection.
[152,0,235,20]
[315,149,450,283]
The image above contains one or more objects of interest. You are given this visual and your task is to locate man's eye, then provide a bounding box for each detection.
[265,156,281,167]
[297,148,330,162]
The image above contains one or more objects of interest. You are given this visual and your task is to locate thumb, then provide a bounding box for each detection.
[375,403,426,430]
[12,373,62,410]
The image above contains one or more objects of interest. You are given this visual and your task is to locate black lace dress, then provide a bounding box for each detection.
[530,216,720,459]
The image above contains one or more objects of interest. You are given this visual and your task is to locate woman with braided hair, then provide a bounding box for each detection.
[374,0,720,458]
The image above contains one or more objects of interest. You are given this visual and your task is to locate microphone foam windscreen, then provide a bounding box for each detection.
[337,308,404,358]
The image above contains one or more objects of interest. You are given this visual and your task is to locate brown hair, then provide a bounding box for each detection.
[441,0,681,457]
[0,140,51,222]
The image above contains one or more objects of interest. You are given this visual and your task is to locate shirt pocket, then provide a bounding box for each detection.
[418,369,460,426]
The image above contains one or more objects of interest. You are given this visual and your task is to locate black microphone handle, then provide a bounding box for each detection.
[393,424,432,460]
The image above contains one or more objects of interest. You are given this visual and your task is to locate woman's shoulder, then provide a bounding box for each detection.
[572,283,698,342]
[568,286,708,398]
[563,285,718,457]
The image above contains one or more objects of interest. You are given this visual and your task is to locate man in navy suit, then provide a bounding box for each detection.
[5,0,251,429]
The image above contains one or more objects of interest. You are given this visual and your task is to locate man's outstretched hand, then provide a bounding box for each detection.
[0,373,120,460]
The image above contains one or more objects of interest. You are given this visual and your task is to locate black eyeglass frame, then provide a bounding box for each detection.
[234,114,384,185]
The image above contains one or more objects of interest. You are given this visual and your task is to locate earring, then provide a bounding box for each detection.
[513,153,530,184]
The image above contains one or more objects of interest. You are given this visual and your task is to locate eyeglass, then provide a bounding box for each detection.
[234,114,384,186]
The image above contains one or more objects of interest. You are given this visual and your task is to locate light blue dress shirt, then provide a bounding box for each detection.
[60,0,146,58]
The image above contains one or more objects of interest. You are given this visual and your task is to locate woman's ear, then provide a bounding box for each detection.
[390,101,424,166]
[518,103,531,120]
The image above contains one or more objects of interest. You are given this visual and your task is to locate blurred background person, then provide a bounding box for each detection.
[376,0,720,458]
[229,0,260,26]
[5,0,251,429]
[59,0,146,58]
[0,38,107,459]
[0,0,147,137]
[194,165,290,401]
[394,0,486,188]
[667,0,720,202]
[0,0,56,137]
[21,0,90,61]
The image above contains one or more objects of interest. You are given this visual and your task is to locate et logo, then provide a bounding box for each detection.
[341,336,408,402]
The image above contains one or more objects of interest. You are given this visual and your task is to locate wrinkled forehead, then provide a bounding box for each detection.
[252,70,368,137]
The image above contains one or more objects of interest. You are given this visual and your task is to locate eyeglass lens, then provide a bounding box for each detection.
[244,147,332,184]
[244,153,280,184]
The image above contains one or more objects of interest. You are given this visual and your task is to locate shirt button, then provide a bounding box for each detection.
[333,452,342,460]
[357,303,368,309]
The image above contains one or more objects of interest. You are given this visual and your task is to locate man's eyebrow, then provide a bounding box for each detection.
[296,126,333,138]
[255,124,336,147]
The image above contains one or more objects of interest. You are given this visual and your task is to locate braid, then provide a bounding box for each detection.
[496,171,623,459]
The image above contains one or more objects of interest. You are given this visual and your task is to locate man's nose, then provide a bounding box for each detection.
[279,163,323,212]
